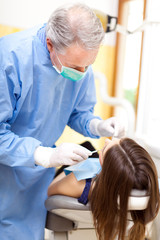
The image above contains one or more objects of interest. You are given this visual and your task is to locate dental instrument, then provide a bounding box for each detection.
[90,149,101,155]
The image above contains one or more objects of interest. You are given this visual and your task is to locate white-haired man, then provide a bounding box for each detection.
[0,3,125,240]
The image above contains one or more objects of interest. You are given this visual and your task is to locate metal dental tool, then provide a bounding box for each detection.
[90,149,101,155]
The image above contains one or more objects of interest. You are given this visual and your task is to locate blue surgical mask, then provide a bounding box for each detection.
[53,53,88,82]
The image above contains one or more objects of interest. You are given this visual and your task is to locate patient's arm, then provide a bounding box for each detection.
[48,172,86,198]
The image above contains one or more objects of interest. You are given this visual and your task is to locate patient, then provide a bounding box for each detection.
[48,138,160,240]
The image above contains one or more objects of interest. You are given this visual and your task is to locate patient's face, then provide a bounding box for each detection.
[99,138,120,165]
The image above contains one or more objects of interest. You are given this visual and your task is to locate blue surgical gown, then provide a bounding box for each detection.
[0,24,99,240]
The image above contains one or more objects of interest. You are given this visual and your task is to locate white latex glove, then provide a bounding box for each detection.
[90,117,125,138]
[34,143,92,168]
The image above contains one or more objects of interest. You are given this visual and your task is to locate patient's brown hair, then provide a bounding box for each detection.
[90,138,160,240]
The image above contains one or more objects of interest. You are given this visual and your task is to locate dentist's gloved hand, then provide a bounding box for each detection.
[34,143,92,168]
[90,117,125,138]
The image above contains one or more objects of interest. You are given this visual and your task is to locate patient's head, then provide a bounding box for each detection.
[99,137,157,193]
[90,137,160,240]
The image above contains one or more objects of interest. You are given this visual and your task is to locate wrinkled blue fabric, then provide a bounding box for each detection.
[64,158,101,181]
[0,24,100,240]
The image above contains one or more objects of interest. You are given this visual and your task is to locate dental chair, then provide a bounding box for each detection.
[44,72,158,240]
[45,189,152,240]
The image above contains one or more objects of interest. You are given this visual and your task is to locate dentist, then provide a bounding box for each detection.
[0,3,125,240]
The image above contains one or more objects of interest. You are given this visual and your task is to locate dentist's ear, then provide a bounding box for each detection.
[46,38,54,52]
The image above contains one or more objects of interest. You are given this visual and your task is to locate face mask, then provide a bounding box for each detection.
[53,53,88,82]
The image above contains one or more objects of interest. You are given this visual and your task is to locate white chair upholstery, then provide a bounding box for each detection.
[45,192,150,240]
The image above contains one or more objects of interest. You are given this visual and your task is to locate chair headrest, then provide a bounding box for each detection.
[118,189,150,210]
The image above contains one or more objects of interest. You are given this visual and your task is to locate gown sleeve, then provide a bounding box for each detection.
[0,68,41,168]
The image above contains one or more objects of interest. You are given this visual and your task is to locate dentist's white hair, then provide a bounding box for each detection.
[46,3,105,53]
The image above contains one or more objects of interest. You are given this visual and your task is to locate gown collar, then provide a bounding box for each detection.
[37,23,48,51]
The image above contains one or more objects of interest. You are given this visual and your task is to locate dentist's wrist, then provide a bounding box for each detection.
[89,118,102,136]
[34,146,54,168]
